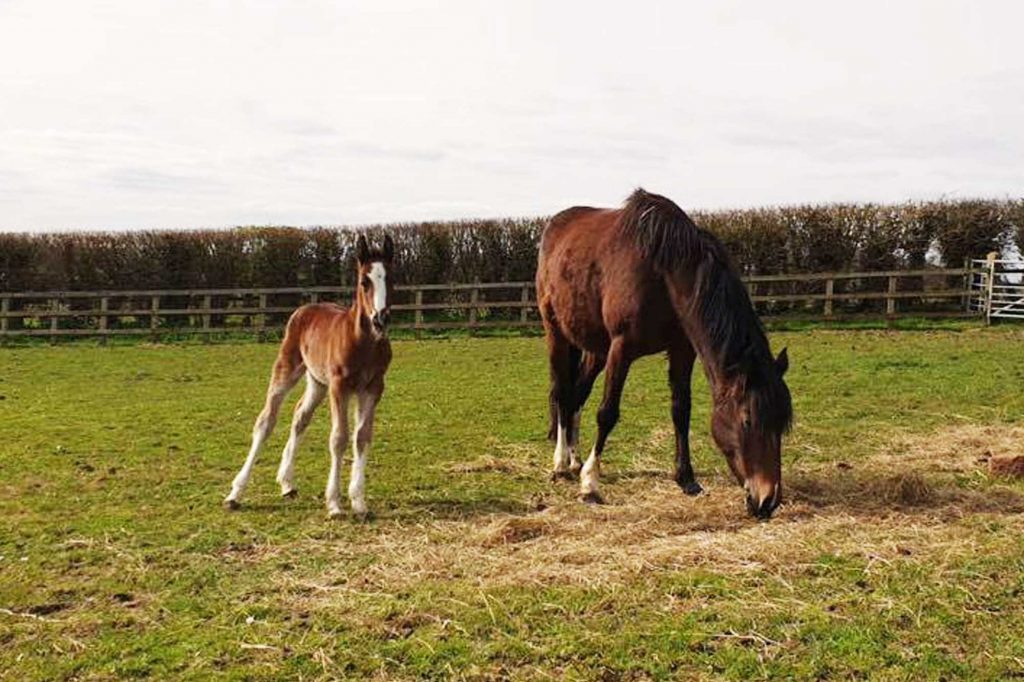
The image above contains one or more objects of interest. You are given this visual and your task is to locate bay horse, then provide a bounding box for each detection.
[536,189,792,519]
[224,235,394,517]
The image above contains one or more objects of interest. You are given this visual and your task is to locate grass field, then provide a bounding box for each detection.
[2,328,1024,680]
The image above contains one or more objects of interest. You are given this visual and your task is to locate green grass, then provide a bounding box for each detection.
[2,327,1024,680]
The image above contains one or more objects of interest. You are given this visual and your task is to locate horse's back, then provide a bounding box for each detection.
[537,204,678,354]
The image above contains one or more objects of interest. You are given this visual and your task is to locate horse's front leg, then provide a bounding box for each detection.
[349,382,382,517]
[668,341,702,495]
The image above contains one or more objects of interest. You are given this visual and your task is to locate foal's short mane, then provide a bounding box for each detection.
[620,188,792,434]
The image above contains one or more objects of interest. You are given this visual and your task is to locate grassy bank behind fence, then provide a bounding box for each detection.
[2,198,1022,292]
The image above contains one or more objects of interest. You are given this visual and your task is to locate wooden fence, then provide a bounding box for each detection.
[0,267,978,340]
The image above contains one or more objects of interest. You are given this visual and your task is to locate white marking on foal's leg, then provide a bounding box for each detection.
[579,447,601,499]
[349,392,377,516]
[276,375,324,497]
[325,385,349,517]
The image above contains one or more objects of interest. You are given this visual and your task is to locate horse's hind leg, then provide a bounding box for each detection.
[275,372,326,498]
[567,352,605,475]
[668,340,702,496]
[580,337,633,504]
[224,350,304,509]
[546,326,581,480]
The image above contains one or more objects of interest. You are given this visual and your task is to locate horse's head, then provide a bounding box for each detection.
[355,234,395,337]
[710,347,791,520]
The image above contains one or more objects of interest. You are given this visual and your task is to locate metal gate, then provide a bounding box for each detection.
[971,254,1024,322]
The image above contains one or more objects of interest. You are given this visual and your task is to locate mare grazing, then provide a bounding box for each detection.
[225,235,394,517]
[536,189,792,519]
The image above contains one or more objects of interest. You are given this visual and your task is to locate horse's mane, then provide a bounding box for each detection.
[620,188,792,434]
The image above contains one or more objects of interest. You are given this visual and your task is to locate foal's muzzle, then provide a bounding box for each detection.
[371,309,390,334]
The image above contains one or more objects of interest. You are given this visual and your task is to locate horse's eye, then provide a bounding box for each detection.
[742,418,752,432]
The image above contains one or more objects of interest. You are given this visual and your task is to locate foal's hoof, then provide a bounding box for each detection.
[550,470,577,482]
[224,499,241,511]
[327,508,345,520]
[678,480,703,496]
[281,489,298,499]
[579,491,605,505]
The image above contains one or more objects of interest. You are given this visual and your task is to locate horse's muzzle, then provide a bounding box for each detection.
[746,485,781,520]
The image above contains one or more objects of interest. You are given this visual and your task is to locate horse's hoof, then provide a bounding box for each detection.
[224,499,241,511]
[679,480,703,496]
[281,489,298,499]
[579,491,605,505]
[327,507,344,519]
[550,470,576,482]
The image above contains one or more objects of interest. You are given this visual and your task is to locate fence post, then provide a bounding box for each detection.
[414,288,424,337]
[310,291,319,304]
[962,258,972,312]
[824,278,834,317]
[984,252,998,324]
[468,285,479,335]
[1,297,8,337]
[520,285,530,324]
[886,276,897,317]
[49,297,59,343]
[151,296,160,337]
[99,296,109,344]
[258,293,267,341]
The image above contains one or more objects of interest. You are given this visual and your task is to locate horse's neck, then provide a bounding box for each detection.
[666,270,740,391]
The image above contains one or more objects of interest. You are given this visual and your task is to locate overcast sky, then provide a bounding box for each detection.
[1,1,1022,231]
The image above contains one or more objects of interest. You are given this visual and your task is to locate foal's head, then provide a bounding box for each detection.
[355,235,395,337]
[710,348,792,520]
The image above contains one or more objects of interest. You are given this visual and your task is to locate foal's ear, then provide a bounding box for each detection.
[775,347,789,376]
[383,235,395,263]
[356,235,370,265]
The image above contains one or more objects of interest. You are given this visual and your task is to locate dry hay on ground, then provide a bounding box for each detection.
[276,424,1024,608]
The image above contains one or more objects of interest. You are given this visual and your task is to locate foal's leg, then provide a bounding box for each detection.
[225,354,304,508]
[349,382,383,516]
[325,377,351,517]
[580,337,633,504]
[668,341,702,495]
[275,373,326,498]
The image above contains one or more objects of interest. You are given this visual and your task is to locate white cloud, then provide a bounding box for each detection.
[1,0,1022,231]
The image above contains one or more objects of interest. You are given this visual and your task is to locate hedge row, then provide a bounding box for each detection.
[1,199,1021,291]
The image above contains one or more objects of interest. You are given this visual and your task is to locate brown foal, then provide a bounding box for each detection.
[225,235,394,517]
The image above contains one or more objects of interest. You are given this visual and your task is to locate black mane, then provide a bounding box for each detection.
[620,188,792,434]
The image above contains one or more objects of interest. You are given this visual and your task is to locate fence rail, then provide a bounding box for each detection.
[0,267,981,340]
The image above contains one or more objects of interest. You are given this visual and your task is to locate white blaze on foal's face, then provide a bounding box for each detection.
[369,262,387,316]
[364,261,389,335]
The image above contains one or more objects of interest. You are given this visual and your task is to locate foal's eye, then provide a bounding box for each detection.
[742,418,752,433]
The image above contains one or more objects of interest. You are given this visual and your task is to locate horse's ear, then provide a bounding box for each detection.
[356,235,370,265]
[383,235,395,263]
[775,347,789,376]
